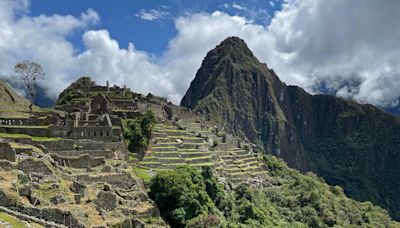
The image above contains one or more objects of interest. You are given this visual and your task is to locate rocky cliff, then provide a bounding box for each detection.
[181,37,400,219]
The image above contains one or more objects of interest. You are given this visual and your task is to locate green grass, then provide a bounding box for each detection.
[133,166,152,183]
[0,125,49,128]
[185,156,213,161]
[0,212,43,228]
[128,153,138,162]
[0,132,60,141]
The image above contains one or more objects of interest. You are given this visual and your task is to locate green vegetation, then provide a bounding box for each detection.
[149,156,399,228]
[0,125,49,128]
[133,166,152,184]
[122,110,156,152]
[149,166,225,227]
[0,132,60,141]
[180,37,400,219]
[0,212,27,228]
[56,76,94,105]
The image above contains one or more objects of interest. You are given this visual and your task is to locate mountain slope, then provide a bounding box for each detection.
[181,37,400,220]
[181,37,310,171]
[0,80,41,118]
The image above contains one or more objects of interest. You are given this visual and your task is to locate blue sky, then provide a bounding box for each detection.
[1,0,400,111]
[29,0,280,55]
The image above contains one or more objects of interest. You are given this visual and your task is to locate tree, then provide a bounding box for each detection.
[14,60,45,114]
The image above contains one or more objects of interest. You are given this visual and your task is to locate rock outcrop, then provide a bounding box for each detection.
[181,36,400,219]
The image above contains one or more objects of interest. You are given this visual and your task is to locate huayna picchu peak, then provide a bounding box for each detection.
[0,37,399,227]
[182,36,400,220]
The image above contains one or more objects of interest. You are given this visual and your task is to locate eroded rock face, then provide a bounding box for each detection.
[181,36,400,219]
[70,180,87,197]
[94,191,117,212]
[0,142,16,162]
[50,195,65,205]
[0,189,15,207]
[17,158,52,175]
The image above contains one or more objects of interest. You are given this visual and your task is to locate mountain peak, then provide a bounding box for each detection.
[219,36,247,48]
[181,37,276,109]
[208,36,257,64]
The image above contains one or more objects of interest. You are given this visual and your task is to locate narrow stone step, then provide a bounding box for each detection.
[162,129,188,136]
[180,152,212,158]
[142,156,158,162]
[153,151,180,158]
[138,161,163,168]
[151,146,177,152]
[227,172,250,178]
[157,157,185,164]
[154,142,181,147]
[185,156,213,164]
[153,132,167,137]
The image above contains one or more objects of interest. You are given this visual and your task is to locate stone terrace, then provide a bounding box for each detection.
[138,122,268,185]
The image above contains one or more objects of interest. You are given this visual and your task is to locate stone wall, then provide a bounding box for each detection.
[74,140,125,152]
[112,110,141,119]
[0,189,16,207]
[110,116,122,126]
[0,206,67,228]
[0,126,51,137]
[111,99,137,110]
[17,158,52,175]
[72,126,116,141]
[0,117,47,126]
[0,160,14,171]
[51,154,105,168]
[14,205,84,228]
[77,173,137,190]
[50,149,114,159]
[0,142,16,162]
[40,139,75,151]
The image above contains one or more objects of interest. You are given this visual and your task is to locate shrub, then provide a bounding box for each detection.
[123,110,156,152]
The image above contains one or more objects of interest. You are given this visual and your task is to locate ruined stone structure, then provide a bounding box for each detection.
[0,141,16,162]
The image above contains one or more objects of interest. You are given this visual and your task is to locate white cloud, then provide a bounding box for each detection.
[269,1,275,7]
[76,30,174,98]
[220,2,270,24]
[1,0,400,109]
[266,0,400,107]
[0,0,99,98]
[135,8,169,21]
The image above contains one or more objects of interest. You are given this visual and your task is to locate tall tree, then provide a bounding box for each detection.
[14,60,45,114]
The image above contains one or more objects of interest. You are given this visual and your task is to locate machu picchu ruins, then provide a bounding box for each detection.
[1,36,400,227]
[0,76,270,227]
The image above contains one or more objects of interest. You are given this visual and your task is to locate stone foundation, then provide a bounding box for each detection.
[51,154,105,168]
[0,142,16,162]
[18,158,52,175]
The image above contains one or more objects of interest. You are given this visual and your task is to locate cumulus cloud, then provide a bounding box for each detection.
[1,0,400,109]
[135,8,169,21]
[267,0,400,107]
[0,0,100,98]
[220,2,270,24]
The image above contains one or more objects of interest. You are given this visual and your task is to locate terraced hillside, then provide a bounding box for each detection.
[0,80,42,118]
[138,121,269,185]
[0,136,166,227]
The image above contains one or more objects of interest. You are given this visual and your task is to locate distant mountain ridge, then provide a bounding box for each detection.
[181,37,400,219]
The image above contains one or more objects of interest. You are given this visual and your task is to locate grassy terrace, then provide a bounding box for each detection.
[133,166,152,183]
[0,212,43,228]
[0,125,49,128]
[0,133,60,141]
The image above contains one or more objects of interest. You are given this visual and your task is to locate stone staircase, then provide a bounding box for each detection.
[138,122,268,185]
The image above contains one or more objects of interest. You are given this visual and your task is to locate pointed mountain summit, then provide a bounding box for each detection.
[0,80,39,117]
[181,37,400,220]
[181,36,309,170]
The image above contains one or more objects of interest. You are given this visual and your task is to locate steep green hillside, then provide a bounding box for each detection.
[0,80,41,117]
[181,37,400,220]
[149,157,399,227]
